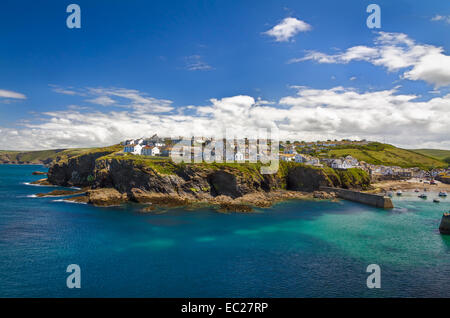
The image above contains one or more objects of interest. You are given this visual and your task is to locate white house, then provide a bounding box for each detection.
[344,155,359,167]
[124,144,135,153]
[331,159,342,169]
[124,144,143,155]
[142,146,160,156]
[331,159,354,169]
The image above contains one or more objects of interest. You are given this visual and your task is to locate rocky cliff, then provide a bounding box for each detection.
[48,151,115,186]
[46,152,370,208]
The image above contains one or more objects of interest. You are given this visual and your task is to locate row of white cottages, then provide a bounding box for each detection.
[124,143,360,170]
[123,143,246,161]
[123,144,161,156]
[281,153,360,169]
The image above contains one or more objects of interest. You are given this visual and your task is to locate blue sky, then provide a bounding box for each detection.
[0,0,449,150]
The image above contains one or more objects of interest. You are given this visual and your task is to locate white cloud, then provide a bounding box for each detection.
[264,17,311,42]
[293,32,450,87]
[54,86,174,113]
[86,96,116,106]
[50,85,80,96]
[184,55,213,71]
[0,89,26,99]
[431,15,450,24]
[91,88,174,113]
[1,86,450,150]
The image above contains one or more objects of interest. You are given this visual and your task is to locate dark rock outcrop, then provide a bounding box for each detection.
[286,166,336,191]
[36,189,85,197]
[48,151,114,187]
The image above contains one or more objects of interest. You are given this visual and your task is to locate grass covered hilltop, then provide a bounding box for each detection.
[314,142,447,169]
[411,148,450,164]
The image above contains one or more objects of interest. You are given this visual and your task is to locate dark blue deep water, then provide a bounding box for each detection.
[0,164,449,297]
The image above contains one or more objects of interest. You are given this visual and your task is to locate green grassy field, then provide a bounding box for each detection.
[410,149,450,161]
[321,142,447,169]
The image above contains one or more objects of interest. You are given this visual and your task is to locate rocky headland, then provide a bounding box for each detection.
[36,150,370,212]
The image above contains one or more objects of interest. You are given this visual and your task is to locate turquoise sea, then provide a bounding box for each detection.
[0,164,449,297]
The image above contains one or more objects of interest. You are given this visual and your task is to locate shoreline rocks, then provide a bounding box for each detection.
[85,188,128,206]
[53,187,322,213]
[313,191,337,200]
[32,171,47,175]
[218,203,254,213]
[63,196,89,204]
[35,189,85,197]
[30,178,52,186]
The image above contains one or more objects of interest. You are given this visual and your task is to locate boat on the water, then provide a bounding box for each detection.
[434,199,440,203]
[439,191,448,197]
[396,190,402,196]
[414,189,419,192]
[418,193,427,199]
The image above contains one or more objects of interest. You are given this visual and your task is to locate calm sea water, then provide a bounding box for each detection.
[0,164,449,297]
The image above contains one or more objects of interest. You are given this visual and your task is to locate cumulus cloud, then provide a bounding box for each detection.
[264,17,311,42]
[0,89,26,99]
[292,32,450,87]
[1,86,450,150]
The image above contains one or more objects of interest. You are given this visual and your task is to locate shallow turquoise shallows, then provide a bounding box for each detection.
[0,164,449,297]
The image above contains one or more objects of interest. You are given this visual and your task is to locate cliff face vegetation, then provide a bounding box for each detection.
[47,151,371,206]
[335,168,371,190]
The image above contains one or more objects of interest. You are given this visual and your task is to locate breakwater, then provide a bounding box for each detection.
[439,214,450,235]
[320,187,394,209]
